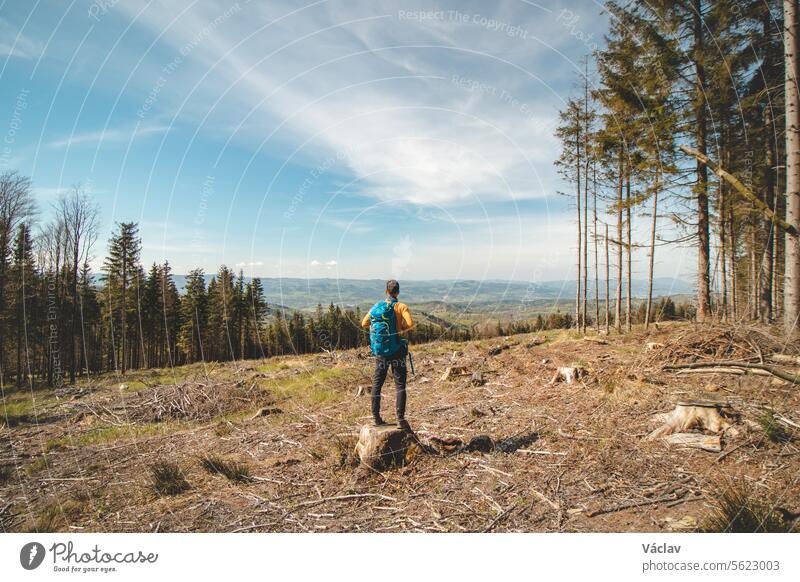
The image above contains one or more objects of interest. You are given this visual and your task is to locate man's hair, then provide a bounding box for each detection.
[386,279,400,295]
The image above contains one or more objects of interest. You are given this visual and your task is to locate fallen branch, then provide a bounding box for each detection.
[483,506,517,532]
[292,493,397,510]
[665,361,800,384]
[586,493,682,517]
[531,488,560,510]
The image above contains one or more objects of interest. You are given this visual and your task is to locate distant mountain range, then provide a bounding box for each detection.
[171,276,694,310]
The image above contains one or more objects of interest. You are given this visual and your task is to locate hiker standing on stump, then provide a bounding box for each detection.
[361,279,414,430]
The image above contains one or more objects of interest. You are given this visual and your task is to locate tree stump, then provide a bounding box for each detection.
[355,424,414,470]
[441,366,467,381]
[549,366,585,384]
[647,400,731,440]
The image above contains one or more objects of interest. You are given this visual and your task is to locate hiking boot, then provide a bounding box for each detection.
[397,418,411,432]
[373,417,388,426]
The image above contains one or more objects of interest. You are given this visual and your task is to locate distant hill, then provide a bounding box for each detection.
[171,276,694,310]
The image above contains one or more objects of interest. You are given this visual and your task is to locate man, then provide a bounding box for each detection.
[361,279,414,429]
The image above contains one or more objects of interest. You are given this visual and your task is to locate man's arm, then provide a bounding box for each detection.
[360,312,370,329]
[395,303,414,333]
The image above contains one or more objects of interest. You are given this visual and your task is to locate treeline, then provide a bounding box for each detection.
[0,175,476,387]
[556,0,800,334]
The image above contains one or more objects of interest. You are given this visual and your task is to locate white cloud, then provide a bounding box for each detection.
[0,18,42,59]
[325,260,337,266]
[309,259,321,267]
[113,0,587,206]
[48,124,170,149]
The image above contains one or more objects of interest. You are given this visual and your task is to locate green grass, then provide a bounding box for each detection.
[255,361,295,373]
[1,390,58,426]
[150,461,190,496]
[267,367,354,406]
[45,421,188,451]
[201,455,251,483]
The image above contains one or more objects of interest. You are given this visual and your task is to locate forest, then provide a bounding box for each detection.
[556,0,799,336]
[0,179,488,387]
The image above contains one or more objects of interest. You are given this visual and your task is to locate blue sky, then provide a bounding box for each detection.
[0,0,691,283]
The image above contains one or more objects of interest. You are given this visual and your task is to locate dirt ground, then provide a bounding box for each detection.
[1,322,799,532]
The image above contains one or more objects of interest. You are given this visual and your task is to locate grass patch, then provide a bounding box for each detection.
[758,411,792,444]
[23,499,85,533]
[701,484,790,533]
[25,454,50,476]
[1,391,58,427]
[331,435,359,468]
[268,367,353,406]
[255,361,293,373]
[0,464,14,484]
[45,422,188,451]
[150,461,190,496]
[201,455,252,483]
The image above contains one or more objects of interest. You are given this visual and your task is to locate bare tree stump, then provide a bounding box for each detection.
[647,401,731,440]
[441,366,468,381]
[355,424,414,470]
[550,367,585,384]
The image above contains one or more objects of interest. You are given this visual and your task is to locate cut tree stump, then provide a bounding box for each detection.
[549,366,585,385]
[647,401,731,440]
[441,366,468,381]
[355,424,414,470]
[646,342,665,351]
[470,371,486,386]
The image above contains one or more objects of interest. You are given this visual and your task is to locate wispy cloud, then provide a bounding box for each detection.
[0,18,42,59]
[48,124,170,149]
[113,0,590,206]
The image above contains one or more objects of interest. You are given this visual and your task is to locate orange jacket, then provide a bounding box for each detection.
[361,300,414,333]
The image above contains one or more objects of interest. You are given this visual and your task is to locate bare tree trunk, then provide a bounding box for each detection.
[582,67,590,333]
[765,108,777,322]
[583,160,589,333]
[615,153,623,333]
[786,0,800,335]
[694,0,711,323]
[645,172,659,329]
[729,201,738,318]
[594,164,600,332]
[720,178,728,322]
[626,165,632,331]
[605,223,610,334]
[121,250,127,375]
[576,128,582,331]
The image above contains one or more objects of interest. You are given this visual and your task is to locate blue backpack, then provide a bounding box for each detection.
[369,298,400,357]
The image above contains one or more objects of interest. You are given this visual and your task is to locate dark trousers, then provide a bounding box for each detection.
[371,344,407,421]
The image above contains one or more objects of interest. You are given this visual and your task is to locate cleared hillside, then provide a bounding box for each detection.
[1,322,798,533]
